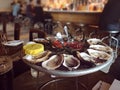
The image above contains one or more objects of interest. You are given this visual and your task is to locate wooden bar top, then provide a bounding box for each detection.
[45,10,101,25]
[0,8,11,13]
[46,10,101,14]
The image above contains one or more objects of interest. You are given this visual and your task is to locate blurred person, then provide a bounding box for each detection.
[33,0,45,24]
[99,0,120,45]
[26,0,35,23]
[99,0,120,33]
[19,1,27,16]
[11,1,21,18]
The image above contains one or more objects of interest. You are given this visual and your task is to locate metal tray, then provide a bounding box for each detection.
[23,52,114,77]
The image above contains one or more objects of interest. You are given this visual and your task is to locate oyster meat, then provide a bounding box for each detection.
[87,38,102,45]
[42,54,64,70]
[77,52,95,62]
[63,54,80,70]
[33,50,52,63]
[89,45,113,53]
[77,52,106,65]
[87,49,111,60]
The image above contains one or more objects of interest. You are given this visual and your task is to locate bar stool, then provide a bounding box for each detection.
[102,30,119,60]
[29,28,46,41]
[14,23,21,40]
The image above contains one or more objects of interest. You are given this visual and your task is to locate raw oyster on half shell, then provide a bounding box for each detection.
[42,54,64,70]
[87,38,102,45]
[89,45,113,53]
[33,50,52,63]
[77,52,106,65]
[63,54,80,70]
[87,49,111,60]
[77,52,94,62]
[23,51,52,64]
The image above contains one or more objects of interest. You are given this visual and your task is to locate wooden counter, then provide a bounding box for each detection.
[45,10,101,25]
[0,9,11,13]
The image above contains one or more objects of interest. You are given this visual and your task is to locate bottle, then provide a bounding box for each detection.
[64,26,69,38]
[63,25,73,42]
[44,19,53,35]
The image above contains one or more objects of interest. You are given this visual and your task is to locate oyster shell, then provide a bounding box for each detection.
[34,50,51,59]
[63,54,80,70]
[33,50,52,63]
[77,52,105,65]
[77,52,94,62]
[23,54,34,62]
[87,38,101,45]
[89,45,113,53]
[87,49,111,60]
[23,51,52,64]
[42,54,64,70]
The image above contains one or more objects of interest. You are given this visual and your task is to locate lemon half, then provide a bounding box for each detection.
[23,43,44,56]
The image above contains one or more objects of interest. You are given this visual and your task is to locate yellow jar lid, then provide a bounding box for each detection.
[23,43,44,56]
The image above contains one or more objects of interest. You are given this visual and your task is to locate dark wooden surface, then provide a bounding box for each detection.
[13,70,114,90]
[13,55,120,90]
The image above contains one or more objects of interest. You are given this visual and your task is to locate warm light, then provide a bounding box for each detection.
[43,0,107,11]
[44,0,73,10]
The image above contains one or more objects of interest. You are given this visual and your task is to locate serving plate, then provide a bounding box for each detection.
[23,38,114,77]
[23,52,113,77]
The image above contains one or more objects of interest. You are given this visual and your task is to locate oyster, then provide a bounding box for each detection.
[87,49,111,60]
[33,50,52,63]
[23,54,34,62]
[63,54,80,70]
[77,52,105,65]
[42,54,64,70]
[77,52,94,62]
[87,38,101,45]
[89,45,113,53]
